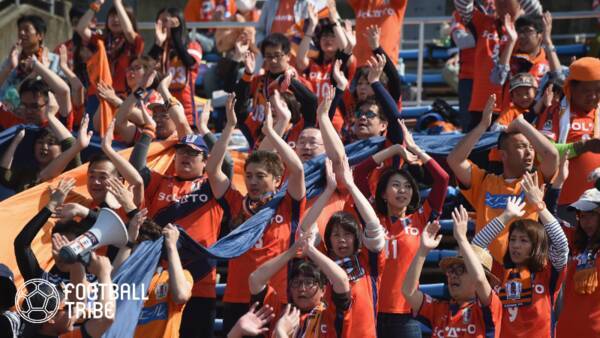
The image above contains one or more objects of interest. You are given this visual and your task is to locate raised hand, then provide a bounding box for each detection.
[335,156,355,189]
[366,54,386,84]
[243,51,256,75]
[49,177,77,207]
[97,81,120,106]
[452,205,470,242]
[332,59,348,90]
[198,99,212,134]
[105,176,136,211]
[101,119,116,151]
[162,223,180,249]
[542,11,553,45]
[521,171,544,205]
[261,103,274,136]
[324,158,337,190]
[88,252,112,278]
[225,93,237,127]
[51,233,71,263]
[127,208,147,243]
[155,19,168,46]
[393,143,419,164]
[364,25,381,50]
[270,90,291,123]
[343,20,356,50]
[45,92,60,117]
[234,302,275,336]
[53,203,89,222]
[504,14,517,42]
[504,196,526,219]
[306,3,318,31]
[9,41,21,69]
[542,84,554,108]
[275,304,300,336]
[399,119,421,154]
[77,114,93,150]
[481,94,496,128]
[58,44,69,70]
[316,84,335,118]
[157,71,172,95]
[421,221,442,250]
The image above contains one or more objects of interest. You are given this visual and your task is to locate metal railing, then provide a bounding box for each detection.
[136,10,600,106]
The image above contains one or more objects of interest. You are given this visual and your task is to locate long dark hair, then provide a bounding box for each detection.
[504,219,548,272]
[375,168,420,216]
[574,215,600,255]
[156,7,190,50]
[324,211,361,255]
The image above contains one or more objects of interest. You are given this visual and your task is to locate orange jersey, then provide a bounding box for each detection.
[416,292,503,338]
[451,11,476,80]
[166,41,203,126]
[134,267,193,338]
[469,10,506,112]
[349,0,408,66]
[557,248,600,337]
[460,163,545,262]
[537,104,600,204]
[222,188,306,304]
[270,0,296,35]
[96,32,144,95]
[143,172,224,298]
[378,201,433,314]
[495,105,527,128]
[184,0,237,22]
[492,262,565,338]
[499,50,549,112]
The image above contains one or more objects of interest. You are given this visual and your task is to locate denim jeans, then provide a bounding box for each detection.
[377,313,422,338]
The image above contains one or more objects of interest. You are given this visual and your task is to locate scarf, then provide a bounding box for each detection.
[557,96,600,143]
[335,254,365,282]
[295,302,327,338]
[573,249,599,295]
[499,267,533,308]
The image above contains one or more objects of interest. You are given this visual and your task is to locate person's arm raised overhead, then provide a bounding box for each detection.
[299,159,337,235]
[507,113,559,181]
[296,3,318,72]
[206,93,236,199]
[112,0,137,43]
[490,14,517,86]
[163,224,192,304]
[28,56,72,117]
[327,0,348,52]
[368,54,403,144]
[102,120,144,206]
[447,94,496,188]
[0,43,19,88]
[157,73,193,138]
[258,90,291,151]
[58,45,85,109]
[304,237,350,294]
[541,12,563,79]
[38,114,92,183]
[452,205,494,306]
[472,196,525,249]
[317,85,345,168]
[262,103,305,201]
[249,237,304,295]
[0,129,25,173]
[76,0,104,41]
[365,25,402,102]
[521,172,568,270]
[403,221,442,311]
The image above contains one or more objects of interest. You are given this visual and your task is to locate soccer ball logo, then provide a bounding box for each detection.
[14,279,61,324]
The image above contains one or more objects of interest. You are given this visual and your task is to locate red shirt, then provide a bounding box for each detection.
[378,201,433,314]
[451,11,475,80]
[222,188,306,304]
[166,41,203,126]
[270,0,296,35]
[492,262,566,338]
[349,0,408,66]
[143,172,225,298]
[416,292,503,338]
[95,32,144,95]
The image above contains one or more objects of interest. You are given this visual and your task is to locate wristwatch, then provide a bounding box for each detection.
[126,241,136,249]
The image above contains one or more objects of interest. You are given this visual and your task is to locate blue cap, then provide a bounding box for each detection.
[176,134,208,153]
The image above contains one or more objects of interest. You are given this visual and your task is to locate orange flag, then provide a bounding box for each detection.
[86,39,115,136]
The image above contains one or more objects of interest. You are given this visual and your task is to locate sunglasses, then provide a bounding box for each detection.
[354,110,378,119]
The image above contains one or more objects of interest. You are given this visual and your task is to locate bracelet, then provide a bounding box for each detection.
[544,44,556,53]
[126,208,140,220]
[125,241,136,249]
[89,2,101,12]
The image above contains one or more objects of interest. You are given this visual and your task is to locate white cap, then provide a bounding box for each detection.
[569,188,600,212]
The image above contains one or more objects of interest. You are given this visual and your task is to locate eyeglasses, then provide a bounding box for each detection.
[290,278,318,289]
[517,28,538,36]
[354,110,378,119]
[445,264,466,276]
[264,53,286,61]
[175,147,203,157]
[297,140,323,149]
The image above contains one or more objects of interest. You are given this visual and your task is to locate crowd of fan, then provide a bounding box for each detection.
[0,0,599,337]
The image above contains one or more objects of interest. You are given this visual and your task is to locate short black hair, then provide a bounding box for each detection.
[88,153,119,176]
[356,98,387,122]
[324,212,361,254]
[515,15,544,33]
[17,15,47,35]
[245,150,284,178]
[289,259,327,288]
[19,78,49,98]
[497,131,522,151]
[52,220,90,237]
[375,168,420,215]
[260,33,291,55]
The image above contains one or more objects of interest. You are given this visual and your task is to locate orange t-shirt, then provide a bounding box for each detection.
[557,248,600,337]
[537,105,600,205]
[468,10,506,112]
[222,189,306,304]
[134,267,194,338]
[416,292,503,338]
[0,103,26,130]
[451,11,475,80]
[99,33,144,95]
[492,262,565,338]
[143,173,224,298]
[349,0,408,66]
[460,163,545,262]
[184,0,237,22]
[378,201,433,314]
[270,0,296,35]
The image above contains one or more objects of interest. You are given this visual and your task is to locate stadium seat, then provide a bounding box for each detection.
[399,47,459,60]
[438,219,475,233]
[426,249,457,263]
[401,73,446,85]
[555,44,588,57]
[420,186,460,201]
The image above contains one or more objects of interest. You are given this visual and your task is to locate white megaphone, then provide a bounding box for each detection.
[59,208,128,264]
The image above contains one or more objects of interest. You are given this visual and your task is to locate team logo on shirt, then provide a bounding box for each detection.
[484,191,526,209]
[462,308,471,324]
[155,283,169,299]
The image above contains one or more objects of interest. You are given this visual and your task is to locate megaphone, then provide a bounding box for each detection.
[59,208,129,264]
